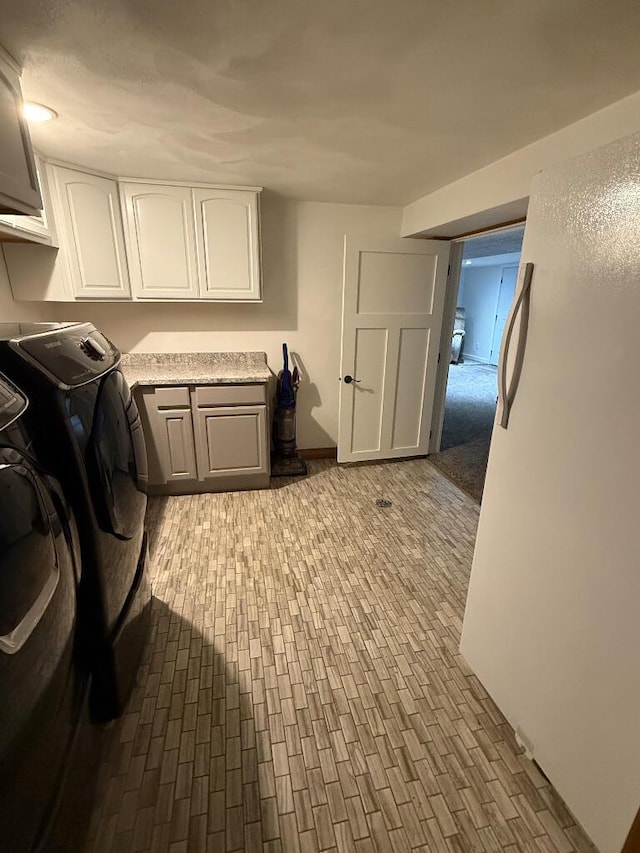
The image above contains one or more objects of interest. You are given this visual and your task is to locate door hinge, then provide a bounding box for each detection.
[429,429,433,439]
[447,264,451,276]
[438,352,441,364]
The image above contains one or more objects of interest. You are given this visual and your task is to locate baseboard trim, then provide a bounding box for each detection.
[463,354,491,364]
[147,473,270,495]
[299,447,337,460]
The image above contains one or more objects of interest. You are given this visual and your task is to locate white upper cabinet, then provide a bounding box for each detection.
[2,159,262,302]
[0,155,56,245]
[52,166,130,298]
[0,47,42,215]
[193,189,261,301]
[121,183,199,299]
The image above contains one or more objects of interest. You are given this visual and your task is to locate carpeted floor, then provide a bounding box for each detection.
[429,363,497,503]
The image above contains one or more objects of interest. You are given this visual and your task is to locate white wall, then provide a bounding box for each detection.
[458,265,502,363]
[0,197,402,449]
[402,88,640,237]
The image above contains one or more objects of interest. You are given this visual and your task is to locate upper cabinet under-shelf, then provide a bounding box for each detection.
[3,159,262,303]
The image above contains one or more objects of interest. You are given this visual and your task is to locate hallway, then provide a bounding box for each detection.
[430,364,498,502]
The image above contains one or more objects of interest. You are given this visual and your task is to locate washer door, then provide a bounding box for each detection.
[88,370,147,540]
[0,452,79,853]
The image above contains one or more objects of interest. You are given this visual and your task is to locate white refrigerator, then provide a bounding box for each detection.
[460,131,640,853]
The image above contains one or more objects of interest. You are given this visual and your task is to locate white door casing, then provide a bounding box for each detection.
[338,237,450,463]
[489,264,519,366]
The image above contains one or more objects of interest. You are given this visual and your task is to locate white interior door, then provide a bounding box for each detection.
[489,265,518,365]
[338,237,450,463]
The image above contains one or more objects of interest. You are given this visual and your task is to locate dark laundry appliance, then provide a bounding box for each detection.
[0,372,88,852]
[0,322,151,721]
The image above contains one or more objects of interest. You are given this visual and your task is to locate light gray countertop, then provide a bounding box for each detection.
[121,351,273,388]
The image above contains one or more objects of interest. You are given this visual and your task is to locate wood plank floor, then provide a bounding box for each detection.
[82,459,594,852]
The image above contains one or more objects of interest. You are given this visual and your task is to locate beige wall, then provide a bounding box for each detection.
[0,258,57,322]
[402,88,640,237]
[0,197,402,449]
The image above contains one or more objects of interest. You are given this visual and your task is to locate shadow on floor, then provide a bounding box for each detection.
[146,496,171,558]
[48,596,260,852]
[430,363,498,502]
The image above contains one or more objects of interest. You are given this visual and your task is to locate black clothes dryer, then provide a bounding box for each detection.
[0,372,88,852]
[0,322,151,721]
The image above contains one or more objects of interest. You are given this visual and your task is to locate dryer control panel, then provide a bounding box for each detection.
[8,323,120,390]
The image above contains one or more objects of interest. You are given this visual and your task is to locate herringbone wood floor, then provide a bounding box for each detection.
[83,459,594,852]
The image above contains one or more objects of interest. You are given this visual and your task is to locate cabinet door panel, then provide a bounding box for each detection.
[137,390,197,484]
[193,189,261,300]
[0,54,41,215]
[163,414,195,479]
[53,167,130,298]
[122,184,198,299]
[194,405,268,478]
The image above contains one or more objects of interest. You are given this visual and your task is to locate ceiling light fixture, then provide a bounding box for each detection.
[464,260,472,265]
[23,102,58,122]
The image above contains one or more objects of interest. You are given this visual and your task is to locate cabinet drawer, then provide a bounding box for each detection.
[194,384,266,407]
[153,386,191,408]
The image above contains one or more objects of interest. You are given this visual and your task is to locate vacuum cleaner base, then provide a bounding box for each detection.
[271,455,308,477]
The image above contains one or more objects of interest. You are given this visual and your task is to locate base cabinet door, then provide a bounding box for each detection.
[137,389,197,484]
[193,404,269,479]
[155,409,197,483]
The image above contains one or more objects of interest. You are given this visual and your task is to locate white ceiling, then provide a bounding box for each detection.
[3,1,640,205]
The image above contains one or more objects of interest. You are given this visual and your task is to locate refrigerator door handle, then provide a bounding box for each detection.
[497,262,534,429]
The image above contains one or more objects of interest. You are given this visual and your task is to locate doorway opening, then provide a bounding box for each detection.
[430,225,524,501]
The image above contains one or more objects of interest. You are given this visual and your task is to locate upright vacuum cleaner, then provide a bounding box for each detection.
[271,343,307,477]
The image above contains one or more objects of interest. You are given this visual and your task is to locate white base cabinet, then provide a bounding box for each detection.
[136,384,270,495]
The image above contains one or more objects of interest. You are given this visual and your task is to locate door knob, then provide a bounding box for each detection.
[343,375,361,384]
